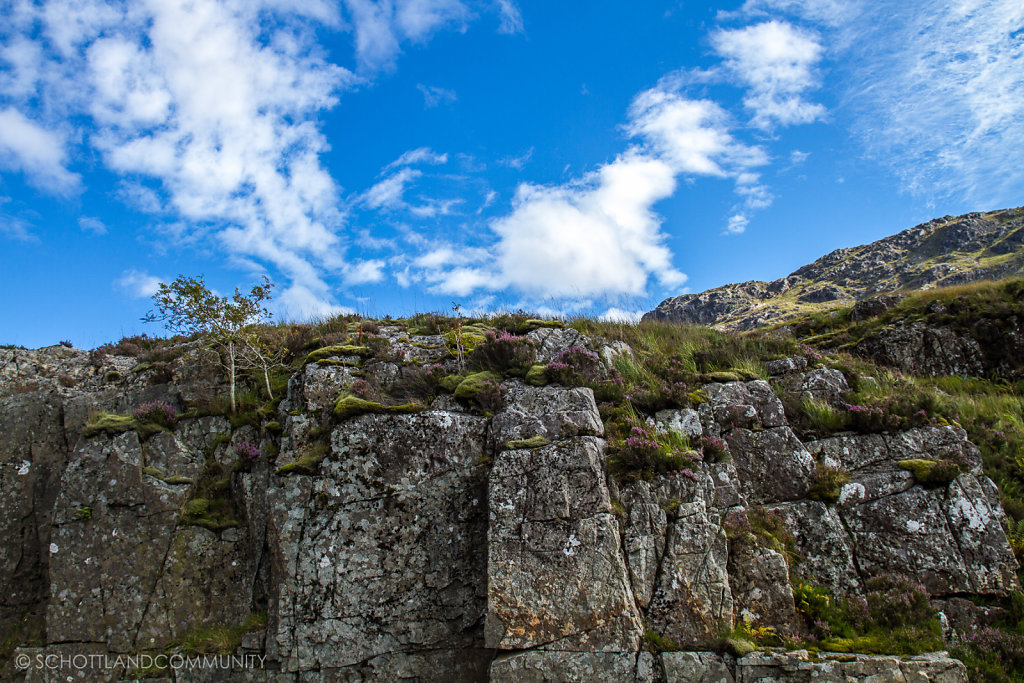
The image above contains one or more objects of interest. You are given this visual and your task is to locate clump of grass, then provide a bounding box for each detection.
[642,628,680,653]
[807,463,851,504]
[180,461,239,531]
[82,411,167,440]
[801,398,849,434]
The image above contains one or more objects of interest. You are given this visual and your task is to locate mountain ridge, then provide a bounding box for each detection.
[644,206,1024,330]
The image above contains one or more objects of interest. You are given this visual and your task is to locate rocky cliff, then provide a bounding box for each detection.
[644,207,1024,331]
[1,321,1018,681]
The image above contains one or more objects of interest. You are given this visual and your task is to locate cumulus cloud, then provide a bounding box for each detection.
[116,269,162,298]
[0,108,79,194]
[417,83,457,107]
[417,84,780,299]
[726,213,750,234]
[344,258,387,284]
[710,20,825,129]
[599,307,644,323]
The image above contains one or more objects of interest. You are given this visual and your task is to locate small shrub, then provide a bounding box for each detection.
[951,627,1024,683]
[469,329,536,376]
[807,463,851,504]
[547,346,603,387]
[642,628,680,653]
[607,409,700,481]
[59,339,73,348]
[701,435,729,462]
[475,379,507,413]
[132,401,178,429]
[234,440,261,466]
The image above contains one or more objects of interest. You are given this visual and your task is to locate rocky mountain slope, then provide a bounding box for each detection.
[644,207,1024,331]
[1,317,1020,681]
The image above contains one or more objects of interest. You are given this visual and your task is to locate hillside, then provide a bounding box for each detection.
[3,310,1024,681]
[644,207,1024,331]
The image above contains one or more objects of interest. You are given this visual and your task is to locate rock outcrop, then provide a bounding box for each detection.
[1,331,1016,681]
[645,207,1024,331]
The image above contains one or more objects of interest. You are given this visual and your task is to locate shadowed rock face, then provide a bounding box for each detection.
[0,334,1013,681]
[645,207,1024,331]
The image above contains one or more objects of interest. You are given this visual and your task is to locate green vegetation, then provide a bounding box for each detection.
[807,463,851,504]
[791,576,943,655]
[82,411,167,440]
[74,506,93,521]
[304,344,372,364]
[641,628,680,653]
[898,458,965,487]
[453,371,502,401]
[177,612,267,655]
[276,442,328,476]
[180,461,240,531]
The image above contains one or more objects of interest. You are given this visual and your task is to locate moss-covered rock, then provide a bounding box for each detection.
[276,443,328,476]
[439,374,465,393]
[453,371,501,401]
[525,364,548,386]
[334,394,383,419]
[505,436,552,450]
[304,344,372,365]
[899,458,963,486]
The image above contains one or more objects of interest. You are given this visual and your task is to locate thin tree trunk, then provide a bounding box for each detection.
[263,363,273,400]
[229,340,237,413]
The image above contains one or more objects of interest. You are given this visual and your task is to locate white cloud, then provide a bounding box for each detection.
[0,108,79,194]
[116,269,162,298]
[599,307,643,323]
[710,20,825,129]
[345,258,387,284]
[417,83,457,107]
[78,216,106,234]
[343,0,469,72]
[495,0,523,34]
[277,282,355,320]
[385,146,448,170]
[789,149,809,164]
[726,213,749,234]
[419,83,781,300]
[363,168,422,210]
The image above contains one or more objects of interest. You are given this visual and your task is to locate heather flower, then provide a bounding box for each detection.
[133,401,178,428]
[235,440,261,463]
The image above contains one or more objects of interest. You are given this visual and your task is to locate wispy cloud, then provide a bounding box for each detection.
[735,0,1024,203]
[710,20,825,129]
[78,216,106,235]
[363,168,422,210]
[495,0,524,34]
[384,146,449,170]
[343,0,469,72]
[499,147,534,169]
[417,83,457,107]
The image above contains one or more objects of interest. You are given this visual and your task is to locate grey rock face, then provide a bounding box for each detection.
[526,327,593,363]
[486,436,642,651]
[489,383,603,450]
[764,356,807,377]
[646,498,733,648]
[705,380,788,430]
[268,410,490,675]
[728,543,798,632]
[2,328,1021,681]
[773,368,850,405]
[769,500,863,595]
[725,427,814,504]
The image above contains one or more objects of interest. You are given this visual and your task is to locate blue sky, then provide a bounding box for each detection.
[1,0,1023,348]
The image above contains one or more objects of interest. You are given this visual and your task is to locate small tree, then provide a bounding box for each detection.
[143,275,275,412]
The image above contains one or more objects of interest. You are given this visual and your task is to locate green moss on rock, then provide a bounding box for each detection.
[899,458,962,486]
[525,364,548,386]
[334,394,383,419]
[506,436,551,450]
[453,371,501,400]
[303,344,372,365]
